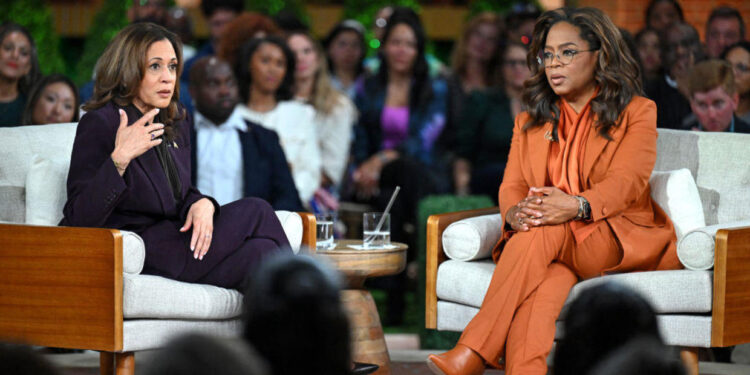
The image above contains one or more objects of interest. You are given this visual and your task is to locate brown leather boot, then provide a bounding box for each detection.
[427,344,485,375]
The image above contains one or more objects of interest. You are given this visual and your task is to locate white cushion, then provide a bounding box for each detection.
[122,318,242,352]
[442,214,502,261]
[649,168,705,239]
[677,220,750,270]
[25,154,69,226]
[275,210,303,253]
[123,274,243,319]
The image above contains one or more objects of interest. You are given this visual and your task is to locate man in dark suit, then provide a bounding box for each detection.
[189,56,303,210]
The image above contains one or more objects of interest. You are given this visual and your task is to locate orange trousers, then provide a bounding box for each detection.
[458,221,622,375]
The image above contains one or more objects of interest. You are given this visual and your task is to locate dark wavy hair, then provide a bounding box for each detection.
[522,7,643,140]
[376,6,432,110]
[323,19,366,78]
[235,36,295,104]
[83,23,183,141]
[22,74,80,125]
[0,22,41,96]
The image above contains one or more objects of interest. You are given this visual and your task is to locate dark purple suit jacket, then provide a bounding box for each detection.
[60,102,220,279]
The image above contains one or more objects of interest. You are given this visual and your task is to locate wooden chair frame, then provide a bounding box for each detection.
[424,207,750,375]
[0,213,316,375]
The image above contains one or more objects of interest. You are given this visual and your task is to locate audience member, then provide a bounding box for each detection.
[22,74,79,125]
[723,41,750,123]
[235,36,320,205]
[645,0,684,34]
[127,0,167,25]
[323,20,367,99]
[165,7,196,61]
[553,283,664,375]
[442,12,503,159]
[189,56,302,210]
[0,342,60,375]
[588,336,687,375]
[142,334,269,375]
[352,6,448,325]
[216,12,281,75]
[0,22,41,127]
[61,23,291,290]
[182,0,244,82]
[684,59,750,133]
[504,2,541,45]
[272,10,309,34]
[705,6,745,59]
[646,22,704,129]
[243,254,350,375]
[287,31,357,202]
[453,41,530,199]
[635,28,663,84]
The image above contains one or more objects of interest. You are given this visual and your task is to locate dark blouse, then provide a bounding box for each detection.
[0,94,26,127]
[456,88,514,167]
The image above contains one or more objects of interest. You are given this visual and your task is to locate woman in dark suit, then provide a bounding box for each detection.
[60,23,290,290]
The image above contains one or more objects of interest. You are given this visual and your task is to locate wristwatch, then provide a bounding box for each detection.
[574,196,591,221]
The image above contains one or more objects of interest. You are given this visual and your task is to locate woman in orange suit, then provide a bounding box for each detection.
[427,7,681,375]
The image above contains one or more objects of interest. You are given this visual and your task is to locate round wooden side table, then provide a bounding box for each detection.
[315,240,407,375]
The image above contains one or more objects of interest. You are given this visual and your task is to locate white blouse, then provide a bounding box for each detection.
[237,101,321,204]
[310,94,357,187]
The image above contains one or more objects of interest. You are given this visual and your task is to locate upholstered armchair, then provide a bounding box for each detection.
[0,123,316,375]
[425,129,750,374]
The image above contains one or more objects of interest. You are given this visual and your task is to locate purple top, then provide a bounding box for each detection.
[380,106,409,150]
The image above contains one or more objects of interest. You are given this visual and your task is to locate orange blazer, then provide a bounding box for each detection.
[495,96,680,273]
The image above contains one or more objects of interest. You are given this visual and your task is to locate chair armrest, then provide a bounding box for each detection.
[0,223,123,352]
[297,212,316,253]
[425,207,498,329]
[711,225,750,347]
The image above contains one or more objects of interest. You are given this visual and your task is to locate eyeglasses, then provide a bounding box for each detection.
[537,49,597,67]
[732,62,749,74]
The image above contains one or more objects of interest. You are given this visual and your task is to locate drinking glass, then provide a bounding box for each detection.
[362,212,390,249]
[315,213,335,250]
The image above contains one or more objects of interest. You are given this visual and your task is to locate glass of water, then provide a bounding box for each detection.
[315,213,335,251]
[363,212,390,249]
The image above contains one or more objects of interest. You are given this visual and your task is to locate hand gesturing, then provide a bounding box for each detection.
[110,108,164,173]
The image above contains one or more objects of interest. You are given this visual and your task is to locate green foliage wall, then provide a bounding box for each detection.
[246,0,310,27]
[72,0,129,85]
[0,0,65,75]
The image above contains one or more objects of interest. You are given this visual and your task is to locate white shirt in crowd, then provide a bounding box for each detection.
[309,94,357,187]
[194,107,246,206]
[236,100,321,204]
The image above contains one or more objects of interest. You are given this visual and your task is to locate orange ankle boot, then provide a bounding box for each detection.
[427,344,485,375]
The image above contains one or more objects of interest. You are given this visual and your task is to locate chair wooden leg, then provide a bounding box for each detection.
[100,352,135,375]
[680,347,699,375]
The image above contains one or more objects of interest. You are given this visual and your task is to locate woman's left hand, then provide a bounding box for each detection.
[522,186,580,226]
[180,198,215,260]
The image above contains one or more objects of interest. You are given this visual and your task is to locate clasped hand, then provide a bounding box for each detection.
[508,187,580,232]
[180,198,215,261]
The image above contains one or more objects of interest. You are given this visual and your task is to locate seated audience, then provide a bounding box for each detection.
[644,0,684,34]
[635,28,663,84]
[0,23,40,127]
[589,337,687,375]
[443,12,503,157]
[352,6,448,325]
[723,41,750,123]
[553,283,665,375]
[453,41,530,199]
[323,20,367,100]
[0,342,60,375]
[646,22,704,129]
[127,0,167,25]
[243,254,350,375]
[143,333,269,375]
[216,12,281,75]
[165,7,196,61]
[504,2,541,45]
[181,0,244,83]
[704,6,745,59]
[61,23,291,290]
[234,36,320,205]
[287,31,357,205]
[22,74,79,125]
[189,56,302,210]
[684,59,750,133]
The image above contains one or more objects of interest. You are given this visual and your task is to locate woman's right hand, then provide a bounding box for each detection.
[507,195,544,232]
[111,108,164,175]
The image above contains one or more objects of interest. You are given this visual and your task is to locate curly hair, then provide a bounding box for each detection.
[83,23,183,141]
[235,36,296,104]
[522,7,643,140]
[216,12,281,74]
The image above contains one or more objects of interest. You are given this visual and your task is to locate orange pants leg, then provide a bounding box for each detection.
[504,262,578,375]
